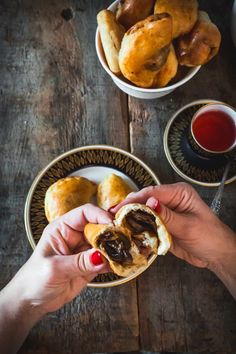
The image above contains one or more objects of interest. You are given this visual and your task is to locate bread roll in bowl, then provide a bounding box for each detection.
[97,9,125,74]
[176,11,221,66]
[116,0,155,29]
[154,0,198,38]
[153,44,178,87]
[119,13,172,88]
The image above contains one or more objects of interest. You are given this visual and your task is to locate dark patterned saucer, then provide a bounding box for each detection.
[24,145,160,287]
[164,100,236,187]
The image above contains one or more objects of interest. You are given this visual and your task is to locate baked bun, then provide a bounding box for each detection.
[176,11,221,66]
[154,0,198,38]
[119,14,172,87]
[116,0,155,29]
[84,203,171,277]
[45,176,97,222]
[97,9,125,74]
[153,44,178,87]
[97,173,133,211]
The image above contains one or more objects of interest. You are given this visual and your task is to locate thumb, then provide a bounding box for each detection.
[53,248,109,280]
[146,197,185,237]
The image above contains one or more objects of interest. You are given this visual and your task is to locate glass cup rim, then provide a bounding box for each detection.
[190,102,236,154]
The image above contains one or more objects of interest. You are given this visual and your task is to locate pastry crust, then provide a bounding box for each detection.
[116,0,155,29]
[84,223,147,277]
[97,9,125,74]
[154,0,198,38]
[153,44,178,87]
[44,176,97,222]
[97,173,133,211]
[119,14,172,88]
[176,11,221,66]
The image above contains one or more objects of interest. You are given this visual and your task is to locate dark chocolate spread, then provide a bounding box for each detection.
[98,231,132,264]
[125,210,157,234]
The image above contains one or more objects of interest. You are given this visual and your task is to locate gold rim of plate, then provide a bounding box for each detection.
[163,99,236,187]
[24,145,160,288]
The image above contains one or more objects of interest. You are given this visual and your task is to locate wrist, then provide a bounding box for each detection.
[1,271,44,325]
[207,224,236,298]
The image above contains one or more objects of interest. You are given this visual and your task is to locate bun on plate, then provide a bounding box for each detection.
[44,176,97,222]
[97,173,132,211]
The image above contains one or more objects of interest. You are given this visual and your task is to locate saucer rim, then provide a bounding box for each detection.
[163,99,236,187]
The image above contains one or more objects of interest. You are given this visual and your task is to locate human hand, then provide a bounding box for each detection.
[7,204,113,316]
[112,182,236,271]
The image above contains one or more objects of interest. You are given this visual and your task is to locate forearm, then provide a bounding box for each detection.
[209,225,236,299]
[0,277,42,354]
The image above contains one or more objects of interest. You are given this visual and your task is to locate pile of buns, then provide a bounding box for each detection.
[97,0,221,88]
[44,173,171,277]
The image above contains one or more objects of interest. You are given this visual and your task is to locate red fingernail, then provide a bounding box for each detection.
[154,200,161,214]
[91,251,103,266]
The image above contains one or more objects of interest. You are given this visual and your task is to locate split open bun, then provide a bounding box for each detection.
[84,203,171,277]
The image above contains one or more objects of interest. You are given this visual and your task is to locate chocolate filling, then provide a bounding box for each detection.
[126,210,157,234]
[98,231,132,264]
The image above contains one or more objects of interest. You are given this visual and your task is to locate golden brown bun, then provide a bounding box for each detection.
[153,44,178,87]
[97,173,133,211]
[176,11,221,66]
[115,203,171,255]
[44,176,97,222]
[116,0,155,29]
[84,223,147,277]
[97,9,125,74]
[154,0,198,38]
[119,14,172,88]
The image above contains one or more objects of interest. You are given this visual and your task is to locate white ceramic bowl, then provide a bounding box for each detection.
[95,0,201,99]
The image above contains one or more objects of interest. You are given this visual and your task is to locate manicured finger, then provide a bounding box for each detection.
[53,248,109,279]
[146,197,161,214]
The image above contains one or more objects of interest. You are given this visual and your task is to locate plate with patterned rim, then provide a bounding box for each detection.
[163,100,236,187]
[24,145,160,287]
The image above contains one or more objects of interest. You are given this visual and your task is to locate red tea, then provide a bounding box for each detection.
[192,110,236,152]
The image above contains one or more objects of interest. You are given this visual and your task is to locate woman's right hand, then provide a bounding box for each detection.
[112,182,236,297]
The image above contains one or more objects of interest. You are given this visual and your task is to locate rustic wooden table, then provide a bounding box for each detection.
[0,1,236,353]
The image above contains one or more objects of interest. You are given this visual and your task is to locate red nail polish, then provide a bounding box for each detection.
[91,251,103,266]
[154,200,161,214]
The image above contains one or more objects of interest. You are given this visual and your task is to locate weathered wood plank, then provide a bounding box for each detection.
[129,0,236,351]
[0,1,138,353]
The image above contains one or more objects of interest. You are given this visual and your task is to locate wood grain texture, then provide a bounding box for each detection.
[0,0,236,353]
[129,0,236,351]
[0,1,138,353]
